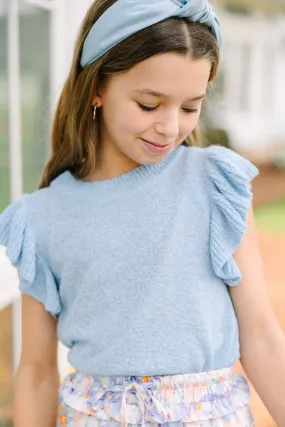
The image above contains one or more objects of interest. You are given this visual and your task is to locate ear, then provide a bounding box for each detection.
[92,78,106,107]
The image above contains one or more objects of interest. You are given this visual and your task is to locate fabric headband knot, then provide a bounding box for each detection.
[80,0,222,68]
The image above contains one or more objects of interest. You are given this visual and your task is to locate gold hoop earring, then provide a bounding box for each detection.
[93,106,97,121]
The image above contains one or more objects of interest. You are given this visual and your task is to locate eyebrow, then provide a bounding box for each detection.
[134,89,207,102]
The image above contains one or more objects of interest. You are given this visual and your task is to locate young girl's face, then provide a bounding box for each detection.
[95,52,211,169]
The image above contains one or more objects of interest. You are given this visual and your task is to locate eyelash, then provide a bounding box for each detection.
[137,102,199,114]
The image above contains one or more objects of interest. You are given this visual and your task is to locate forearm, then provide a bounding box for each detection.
[240,325,285,426]
[14,363,60,427]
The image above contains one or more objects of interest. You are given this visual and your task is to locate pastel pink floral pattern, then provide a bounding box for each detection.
[57,367,254,427]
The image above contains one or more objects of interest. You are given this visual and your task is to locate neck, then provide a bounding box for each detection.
[85,133,140,183]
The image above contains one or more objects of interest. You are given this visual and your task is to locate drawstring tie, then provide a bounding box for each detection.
[120,381,168,427]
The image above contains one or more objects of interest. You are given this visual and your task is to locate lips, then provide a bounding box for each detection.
[141,139,170,147]
[141,138,173,155]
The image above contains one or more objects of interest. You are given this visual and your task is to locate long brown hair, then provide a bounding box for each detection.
[39,0,220,188]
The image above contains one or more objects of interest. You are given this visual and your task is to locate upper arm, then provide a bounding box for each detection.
[229,205,280,338]
[20,293,58,373]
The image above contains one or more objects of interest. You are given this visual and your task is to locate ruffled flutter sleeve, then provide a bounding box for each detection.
[0,196,61,316]
[206,146,259,286]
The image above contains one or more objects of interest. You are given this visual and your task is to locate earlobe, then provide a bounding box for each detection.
[92,95,103,108]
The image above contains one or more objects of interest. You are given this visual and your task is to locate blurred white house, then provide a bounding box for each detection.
[216,11,285,160]
[0,0,285,409]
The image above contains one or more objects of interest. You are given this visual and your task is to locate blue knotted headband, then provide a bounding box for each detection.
[80,0,222,68]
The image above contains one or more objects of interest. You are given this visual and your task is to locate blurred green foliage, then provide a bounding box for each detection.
[254,198,285,234]
[202,128,231,149]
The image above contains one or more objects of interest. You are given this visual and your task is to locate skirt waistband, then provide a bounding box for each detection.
[64,366,237,392]
[59,367,251,427]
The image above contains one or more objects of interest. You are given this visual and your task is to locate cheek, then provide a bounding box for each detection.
[110,101,151,135]
[180,112,201,137]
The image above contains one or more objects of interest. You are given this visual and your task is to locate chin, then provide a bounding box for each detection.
[123,144,175,167]
[139,152,172,166]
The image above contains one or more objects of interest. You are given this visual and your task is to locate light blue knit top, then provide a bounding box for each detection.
[0,145,258,376]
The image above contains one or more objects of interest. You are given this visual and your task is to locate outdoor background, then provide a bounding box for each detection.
[0,0,285,426]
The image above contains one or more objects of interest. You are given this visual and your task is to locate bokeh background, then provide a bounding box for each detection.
[0,0,285,426]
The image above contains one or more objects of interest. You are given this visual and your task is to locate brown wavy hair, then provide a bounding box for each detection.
[39,0,220,188]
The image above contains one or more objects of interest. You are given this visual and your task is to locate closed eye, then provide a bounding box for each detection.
[137,103,199,114]
[183,108,199,114]
[137,102,157,112]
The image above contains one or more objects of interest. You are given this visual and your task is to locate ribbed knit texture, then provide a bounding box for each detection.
[0,145,258,376]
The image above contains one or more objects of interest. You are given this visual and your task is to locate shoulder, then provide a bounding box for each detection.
[0,171,70,266]
[177,144,259,192]
[203,145,259,182]
[201,145,259,214]
[181,144,258,178]
[1,171,72,219]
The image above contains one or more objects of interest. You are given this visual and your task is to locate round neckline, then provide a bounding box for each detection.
[53,146,184,199]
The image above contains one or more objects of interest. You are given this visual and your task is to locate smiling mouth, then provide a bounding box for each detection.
[141,139,170,147]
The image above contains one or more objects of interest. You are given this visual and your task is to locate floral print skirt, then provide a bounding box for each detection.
[57,367,254,427]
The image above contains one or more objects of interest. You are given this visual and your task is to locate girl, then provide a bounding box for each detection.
[1,0,285,426]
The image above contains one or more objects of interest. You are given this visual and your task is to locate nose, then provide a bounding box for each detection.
[154,111,179,139]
